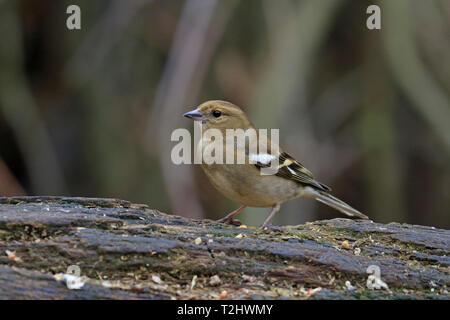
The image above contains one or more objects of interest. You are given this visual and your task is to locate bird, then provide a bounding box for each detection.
[183,100,368,227]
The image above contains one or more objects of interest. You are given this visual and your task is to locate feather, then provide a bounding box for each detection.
[254,152,331,192]
[304,187,368,219]
[248,153,277,164]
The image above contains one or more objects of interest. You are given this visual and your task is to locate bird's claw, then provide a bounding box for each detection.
[217,217,242,226]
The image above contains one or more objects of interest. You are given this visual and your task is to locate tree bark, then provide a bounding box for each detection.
[0,196,448,299]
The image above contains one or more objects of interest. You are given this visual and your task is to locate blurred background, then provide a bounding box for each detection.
[0,0,449,228]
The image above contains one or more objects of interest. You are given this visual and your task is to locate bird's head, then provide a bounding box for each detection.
[184,100,252,130]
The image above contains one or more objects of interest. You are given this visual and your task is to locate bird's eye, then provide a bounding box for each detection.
[212,110,222,118]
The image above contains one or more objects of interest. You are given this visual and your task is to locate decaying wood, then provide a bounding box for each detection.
[0,196,448,299]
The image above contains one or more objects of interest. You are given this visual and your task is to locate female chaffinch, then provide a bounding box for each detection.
[184,100,368,226]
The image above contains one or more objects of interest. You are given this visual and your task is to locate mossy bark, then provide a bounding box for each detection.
[0,197,448,299]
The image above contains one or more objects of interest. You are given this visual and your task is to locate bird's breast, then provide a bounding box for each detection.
[200,162,300,207]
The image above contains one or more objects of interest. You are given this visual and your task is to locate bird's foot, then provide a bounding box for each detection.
[217,217,242,226]
[216,205,247,226]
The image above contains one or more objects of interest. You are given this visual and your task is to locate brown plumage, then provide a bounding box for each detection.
[184,100,368,226]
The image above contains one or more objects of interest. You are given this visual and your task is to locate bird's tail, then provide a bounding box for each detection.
[305,187,368,219]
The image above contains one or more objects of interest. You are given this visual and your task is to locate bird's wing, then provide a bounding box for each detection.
[253,151,331,192]
[239,128,331,191]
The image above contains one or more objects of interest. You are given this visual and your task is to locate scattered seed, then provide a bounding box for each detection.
[190,275,198,290]
[219,290,228,299]
[307,287,322,296]
[209,275,221,286]
[5,250,22,263]
[152,275,162,284]
[345,281,356,291]
[5,250,16,259]
[194,237,202,245]
[54,273,85,290]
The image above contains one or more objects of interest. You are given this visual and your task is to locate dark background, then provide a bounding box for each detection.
[0,0,449,228]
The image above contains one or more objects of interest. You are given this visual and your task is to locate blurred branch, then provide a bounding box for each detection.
[0,2,68,195]
[252,0,345,224]
[382,0,450,152]
[255,0,344,130]
[311,69,361,138]
[184,1,238,103]
[147,0,234,218]
[311,69,364,180]
[442,0,450,20]
[358,40,406,223]
[412,0,450,90]
[63,1,157,200]
[0,157,26,196]
[66,0,154,82]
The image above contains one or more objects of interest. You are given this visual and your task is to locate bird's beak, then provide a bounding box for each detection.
[183,108,205,121]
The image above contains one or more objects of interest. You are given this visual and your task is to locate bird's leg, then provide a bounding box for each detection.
[217,205,247,226]
[261,203,281,227]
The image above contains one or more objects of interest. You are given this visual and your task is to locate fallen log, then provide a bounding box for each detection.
[0,196,448,299]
